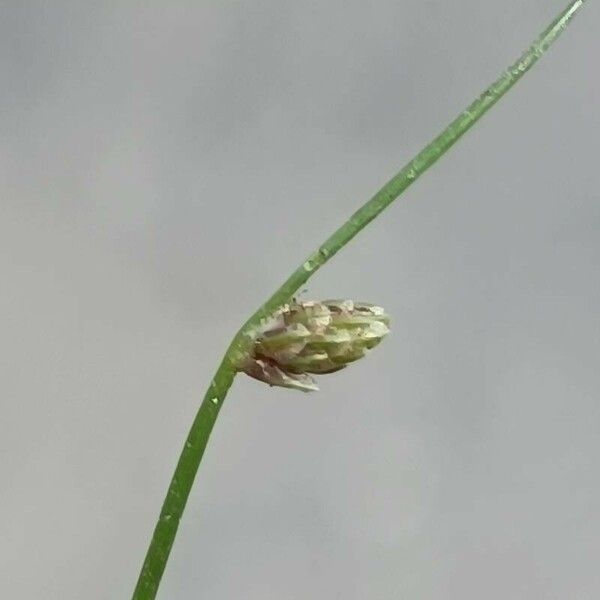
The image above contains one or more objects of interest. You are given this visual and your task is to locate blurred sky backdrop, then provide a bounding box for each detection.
[1,1,599,598]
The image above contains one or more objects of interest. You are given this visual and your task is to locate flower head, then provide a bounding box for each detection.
[238,299,390,392]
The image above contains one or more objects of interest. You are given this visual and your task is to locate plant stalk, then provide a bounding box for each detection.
[132,2,585,597]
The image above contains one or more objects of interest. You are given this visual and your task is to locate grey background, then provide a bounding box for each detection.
[1,1,598,598]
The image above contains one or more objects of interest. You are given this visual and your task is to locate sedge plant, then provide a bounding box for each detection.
[132,2,587,598]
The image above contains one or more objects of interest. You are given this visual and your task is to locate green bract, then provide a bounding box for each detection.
[238,300,390,391]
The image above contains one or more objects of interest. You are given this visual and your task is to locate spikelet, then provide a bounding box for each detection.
[237,300,390,392]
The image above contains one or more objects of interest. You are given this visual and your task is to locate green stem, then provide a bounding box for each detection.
[132,2,585,597]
